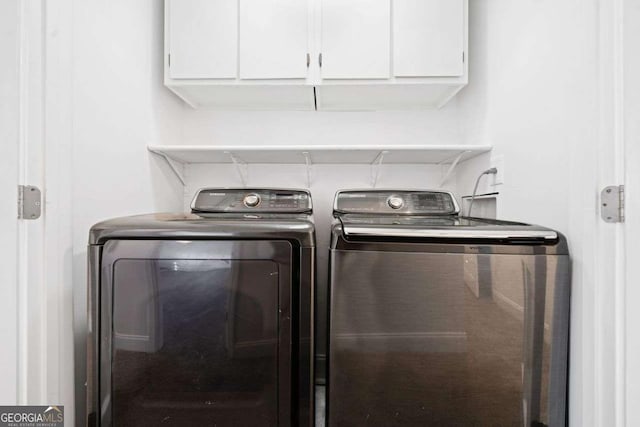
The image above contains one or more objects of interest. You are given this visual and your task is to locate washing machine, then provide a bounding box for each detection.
[87,189,315,427]
[327,190,570,427]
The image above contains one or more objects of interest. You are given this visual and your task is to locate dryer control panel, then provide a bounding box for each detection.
[191,188,312,213]
[334,190,459,215]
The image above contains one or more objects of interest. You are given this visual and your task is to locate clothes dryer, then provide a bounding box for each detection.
[87,189,315,427]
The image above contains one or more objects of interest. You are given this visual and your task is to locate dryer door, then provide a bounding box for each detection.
[97,240,293,427]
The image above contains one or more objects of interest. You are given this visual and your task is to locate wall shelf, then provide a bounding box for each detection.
[148,144,491,165]
[148,144,492,187]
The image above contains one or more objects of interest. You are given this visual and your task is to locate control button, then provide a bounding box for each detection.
[387,196,404,210]
[243,193,261,207]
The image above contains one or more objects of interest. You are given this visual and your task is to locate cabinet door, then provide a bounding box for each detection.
[321,0,391,79]
[393,0,465,77]
[239,0,309,79]
[168,0,237,79]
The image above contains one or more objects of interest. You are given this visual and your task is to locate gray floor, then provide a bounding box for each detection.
[315,385,326,427]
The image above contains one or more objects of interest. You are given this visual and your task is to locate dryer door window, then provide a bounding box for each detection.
[98,240,293,427]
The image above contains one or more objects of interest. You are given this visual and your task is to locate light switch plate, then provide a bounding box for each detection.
[490,154,504,185]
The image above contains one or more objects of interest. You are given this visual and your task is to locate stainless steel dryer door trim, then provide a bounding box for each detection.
[96,239,293,427]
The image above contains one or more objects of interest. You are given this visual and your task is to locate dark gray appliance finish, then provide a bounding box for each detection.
[87,189,315,427]
[327,190,571,427]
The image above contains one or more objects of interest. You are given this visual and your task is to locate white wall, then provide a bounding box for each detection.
[71,0,185,424]
[454,1,600,426]
[179,107,464,146]
[456,0,597,229]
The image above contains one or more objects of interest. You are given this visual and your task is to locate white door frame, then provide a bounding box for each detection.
[0,0,22,405]
[17,0,47,404]
[587,0,631,425]
[623,0,639,425]
[0,0,74,418]
[0,0,49,404]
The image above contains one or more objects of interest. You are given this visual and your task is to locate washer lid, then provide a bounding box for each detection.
[338,215,558,242]
[192,188,312,214]
[334,190,460,215]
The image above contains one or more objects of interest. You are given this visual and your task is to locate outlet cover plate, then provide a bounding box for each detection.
[490,154,504,185]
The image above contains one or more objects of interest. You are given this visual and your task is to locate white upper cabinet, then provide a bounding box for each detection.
[167,0,238,79]
[393,0,465,77]
[320,0,391,79]
[164,0,467,109]
[239,0,309,79]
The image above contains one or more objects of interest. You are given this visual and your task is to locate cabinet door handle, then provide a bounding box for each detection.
[318,53,322,67]
[307,53,310,68]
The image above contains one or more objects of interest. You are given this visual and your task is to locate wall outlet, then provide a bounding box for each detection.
[490,154,504,185]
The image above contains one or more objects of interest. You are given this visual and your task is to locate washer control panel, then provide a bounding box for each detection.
[334,190,459,215]
[192,189,312,213]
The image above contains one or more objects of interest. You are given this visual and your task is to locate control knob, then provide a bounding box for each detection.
[243,193,261,207]
[387,196,404,210]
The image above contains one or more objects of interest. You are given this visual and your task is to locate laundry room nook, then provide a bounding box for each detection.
[1,1,638,427]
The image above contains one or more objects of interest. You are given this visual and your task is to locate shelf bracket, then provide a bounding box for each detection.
[438,151,467,188]
[226,151,249,187]
[150,149,186,186]
[302,151,312,188]
[371,150,388,188]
